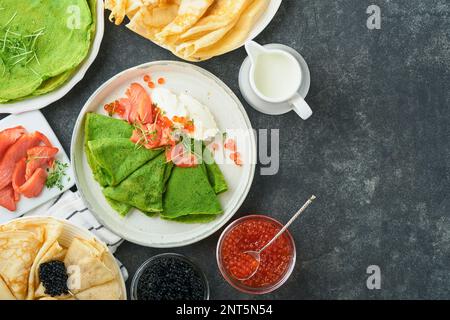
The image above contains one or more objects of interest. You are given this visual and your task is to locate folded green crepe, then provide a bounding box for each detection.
[162,165,223,220]
[85,113,134,141]
[203,147,228,195]
[84,113,134,186]
[105,197,132,217]
[103,154,173,214]
[0,0,94,102]
[88,138,163,186]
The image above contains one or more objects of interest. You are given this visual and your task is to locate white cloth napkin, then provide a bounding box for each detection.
[24,190,128,281]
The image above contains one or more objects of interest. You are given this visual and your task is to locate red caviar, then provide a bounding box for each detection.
[230,152,242,166]
[143,74,151,82]
[158,77,166,85]
[220,217,294,288]
[224,139,237,152]
[104,100,126,117]
[173,116,195,133]
[148,81,156,89]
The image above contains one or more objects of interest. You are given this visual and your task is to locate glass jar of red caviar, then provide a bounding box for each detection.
[216,215,296,294]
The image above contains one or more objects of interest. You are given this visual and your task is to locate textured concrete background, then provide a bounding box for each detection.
[2,0,449,299]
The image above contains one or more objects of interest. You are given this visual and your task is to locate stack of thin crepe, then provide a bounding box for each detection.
[104,0,270,61]
[0,218,123,300]
[0,0,97,103]
[84,113,228,223]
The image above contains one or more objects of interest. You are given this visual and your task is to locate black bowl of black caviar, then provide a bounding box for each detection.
[131,253,209,300]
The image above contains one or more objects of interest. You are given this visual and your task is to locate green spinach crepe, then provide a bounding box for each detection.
[0,0,95,102]
[84,113,228,223]
[88,138,163,187]
[103,154,173,215]
[162,165,223,220]
[84,113,134,186]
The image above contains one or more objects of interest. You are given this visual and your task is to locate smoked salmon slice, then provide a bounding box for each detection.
[126,83,153,124]
[0,185,16,212]
[18,168,47,198]
[12,158,26,202]
[0,126,26,158]
[35,131,53,147]
[0,132,43,190]
[25,146,59,180]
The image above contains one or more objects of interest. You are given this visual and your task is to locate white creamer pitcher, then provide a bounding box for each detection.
[245,41,313,120]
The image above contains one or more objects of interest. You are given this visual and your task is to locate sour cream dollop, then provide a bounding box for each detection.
[151,88,219,141]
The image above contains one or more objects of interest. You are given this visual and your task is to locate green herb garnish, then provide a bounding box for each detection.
[46,160,69,191]
[0,12,45,76]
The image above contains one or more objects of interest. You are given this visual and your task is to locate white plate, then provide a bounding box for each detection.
[0,0,105,114]
[71,61,256,248]
[0,216,127,300]
[0,111,75,223]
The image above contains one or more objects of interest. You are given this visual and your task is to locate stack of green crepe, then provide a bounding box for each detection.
[0,0,97,103]
[84,113,229,223]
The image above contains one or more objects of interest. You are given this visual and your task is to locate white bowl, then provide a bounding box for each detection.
[0,0,105,114]
[0,216,127,300]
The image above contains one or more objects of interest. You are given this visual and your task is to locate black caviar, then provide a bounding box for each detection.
[136,255,206,300]
[39,260,69,297]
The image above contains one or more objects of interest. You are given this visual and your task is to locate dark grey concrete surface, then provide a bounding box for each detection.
[2,0,449,299]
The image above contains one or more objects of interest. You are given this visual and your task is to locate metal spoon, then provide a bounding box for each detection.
[235,195,317,281]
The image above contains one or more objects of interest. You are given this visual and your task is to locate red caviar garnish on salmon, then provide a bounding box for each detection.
[130,107,176,150]
[148,81,156,89]
[172,116,195,133]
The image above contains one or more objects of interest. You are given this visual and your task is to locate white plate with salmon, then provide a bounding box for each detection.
[71,61,257,247]
[0,111,75,222]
